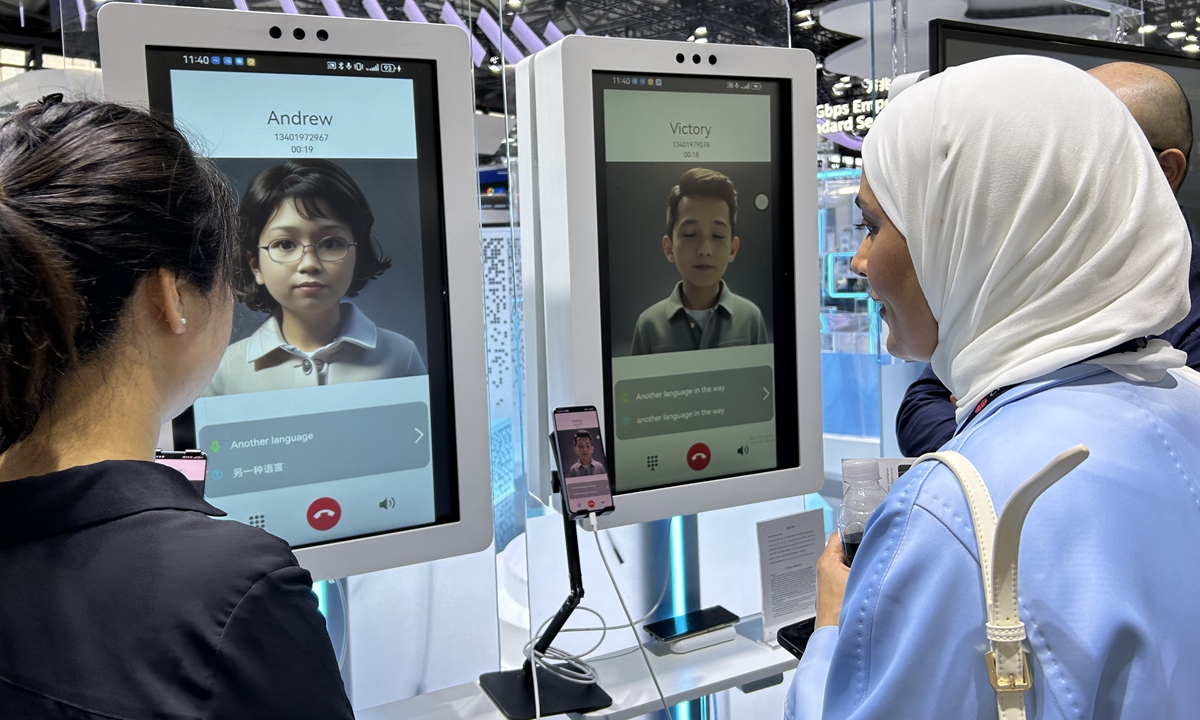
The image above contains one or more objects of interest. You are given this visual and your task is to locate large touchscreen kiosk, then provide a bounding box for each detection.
[146,49,455,547]
[594,73,798,493]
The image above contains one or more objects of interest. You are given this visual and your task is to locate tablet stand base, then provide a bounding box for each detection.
[479,665,613,720]
[479,471,613,719]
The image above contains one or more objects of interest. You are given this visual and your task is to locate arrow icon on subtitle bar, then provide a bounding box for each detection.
[763,387,771,401]
[415,428,425,444]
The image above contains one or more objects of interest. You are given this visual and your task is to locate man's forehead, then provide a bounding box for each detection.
[678,196,731,223]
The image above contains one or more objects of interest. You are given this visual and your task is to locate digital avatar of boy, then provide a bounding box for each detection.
[629,168,768,355]
[206,159,426,396]
[567,430,606,477]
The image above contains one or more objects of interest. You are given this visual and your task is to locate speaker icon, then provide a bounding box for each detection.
[737,445,750,456]
[379,497,396,510]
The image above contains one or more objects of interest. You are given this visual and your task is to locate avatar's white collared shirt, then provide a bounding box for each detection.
[204,303,426,396]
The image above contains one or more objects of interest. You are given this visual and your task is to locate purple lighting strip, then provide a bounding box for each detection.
[363,0,387,20]
[403,0,428,22]
[477,8,523,63]
[233,0,249,9]
[76,0,86,32]
[279,0,299,14]
[440,3,487,67]
[510,15,545,53]
[321,0,345,16]
[362,0,386,19]
[544,21,565,43]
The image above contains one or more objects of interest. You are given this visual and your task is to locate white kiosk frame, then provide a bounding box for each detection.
[98,4,493,579]
[519,36,823,529]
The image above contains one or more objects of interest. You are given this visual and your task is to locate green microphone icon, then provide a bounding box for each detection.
[210,440,220,454]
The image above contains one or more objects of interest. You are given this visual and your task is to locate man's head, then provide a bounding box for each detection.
[1088,62,1192,193]
[663,168,740,292]
[574,430,594,464]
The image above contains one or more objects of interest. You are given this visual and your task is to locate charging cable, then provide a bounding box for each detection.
[589,511,670,715]
[523,528,672,719]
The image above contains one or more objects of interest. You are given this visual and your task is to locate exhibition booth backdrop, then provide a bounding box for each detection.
[14,0,1193,716]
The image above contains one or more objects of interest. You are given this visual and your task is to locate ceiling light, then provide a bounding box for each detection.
[1169,30,1187,39]
[1172,20,1185,28]
[1185,43,1200,52]
[795,8,811,19]
[837,186,860,195]
[687,35,695,42]
[1138,24,1157,34]
[695,37,708,43]
[695,26,707,37]
[1188,35,1197,41]
[798,19,816,29]
[506,0,521,7]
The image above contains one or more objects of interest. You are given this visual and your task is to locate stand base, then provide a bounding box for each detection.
[480,666,613,720]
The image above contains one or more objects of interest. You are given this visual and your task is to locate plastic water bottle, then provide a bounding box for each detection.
[838,459,887,566]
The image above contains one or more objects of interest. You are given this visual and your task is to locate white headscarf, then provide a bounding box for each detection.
[862,55,1192,419]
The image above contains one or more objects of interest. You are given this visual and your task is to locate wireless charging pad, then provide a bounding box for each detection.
[667,625,737,654]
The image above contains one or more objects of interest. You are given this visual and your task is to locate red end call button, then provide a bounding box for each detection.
[307,497,341,531]
[687,443,711,471]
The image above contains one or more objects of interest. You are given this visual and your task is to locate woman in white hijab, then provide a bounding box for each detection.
[785,55,1200,719]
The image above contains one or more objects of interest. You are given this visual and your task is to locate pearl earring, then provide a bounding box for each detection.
[181,318,187,325]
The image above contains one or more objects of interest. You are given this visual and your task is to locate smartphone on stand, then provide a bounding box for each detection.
[155,449,208,497]
[550,405,615,518]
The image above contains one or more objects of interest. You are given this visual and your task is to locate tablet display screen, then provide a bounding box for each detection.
[146,48,457,546]
[592,72,798,493]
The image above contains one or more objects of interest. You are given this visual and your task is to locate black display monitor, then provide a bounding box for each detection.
[932,19,1200,211]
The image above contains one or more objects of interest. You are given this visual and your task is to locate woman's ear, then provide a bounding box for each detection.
[145,268,188,335]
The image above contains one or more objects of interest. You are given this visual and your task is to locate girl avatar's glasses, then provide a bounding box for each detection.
[259,238,357,264]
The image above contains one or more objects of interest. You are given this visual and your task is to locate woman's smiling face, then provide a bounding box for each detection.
[250,198,357,318]
[850,173,939,361]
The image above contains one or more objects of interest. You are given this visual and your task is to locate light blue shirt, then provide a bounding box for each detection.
[786,363,1200,719]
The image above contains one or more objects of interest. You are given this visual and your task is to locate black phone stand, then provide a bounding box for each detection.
[479,471,613,720]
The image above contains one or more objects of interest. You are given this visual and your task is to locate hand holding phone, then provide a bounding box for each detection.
[551,406,615,518]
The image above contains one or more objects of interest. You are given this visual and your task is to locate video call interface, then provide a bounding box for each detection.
[593,72,799,493]
[146,47,457,547]
[552,410,612,515]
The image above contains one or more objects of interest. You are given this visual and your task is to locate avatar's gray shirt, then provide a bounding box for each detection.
[629,281,768,355]
[567,460,606,477]
[205,303,426,396]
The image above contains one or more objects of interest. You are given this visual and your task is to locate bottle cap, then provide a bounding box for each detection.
[841,458,880,486]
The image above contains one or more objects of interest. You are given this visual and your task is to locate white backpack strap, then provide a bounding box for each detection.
[987,445,1090,719]
[916,451,999,609]
[914,447,1090,720]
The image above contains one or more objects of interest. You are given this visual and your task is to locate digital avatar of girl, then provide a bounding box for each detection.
[205,159,426,396]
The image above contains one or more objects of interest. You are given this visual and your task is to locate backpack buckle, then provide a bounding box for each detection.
[986,650,1031,692]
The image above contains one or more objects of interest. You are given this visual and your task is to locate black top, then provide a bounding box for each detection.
[0,460,354,719]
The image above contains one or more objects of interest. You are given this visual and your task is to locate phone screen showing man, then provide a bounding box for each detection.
[553,408,615,517]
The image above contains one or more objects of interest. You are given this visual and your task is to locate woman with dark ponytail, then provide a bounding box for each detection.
[0,98,353,718]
